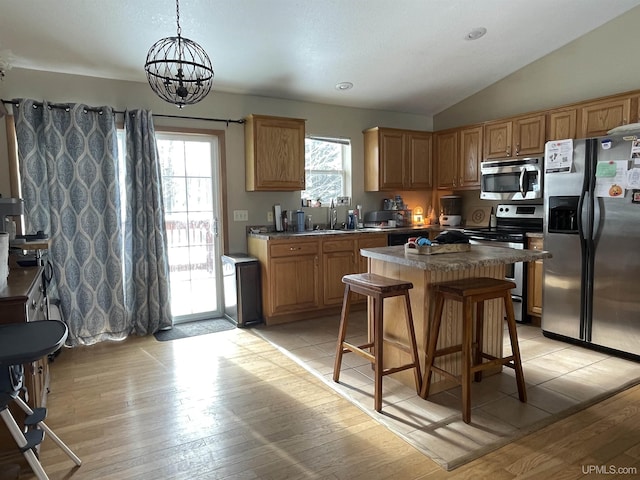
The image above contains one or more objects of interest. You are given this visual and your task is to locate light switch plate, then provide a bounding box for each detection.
[267,211,273,222]
[336,196,351,206]
[233,210,249,222]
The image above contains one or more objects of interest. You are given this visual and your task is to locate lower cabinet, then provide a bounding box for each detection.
[269,240,320,315]
[527,236,544,319]
[248,233,388,324]
[322,238,357,306]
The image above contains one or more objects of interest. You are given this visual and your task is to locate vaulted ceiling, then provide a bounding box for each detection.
[2,0,640,115]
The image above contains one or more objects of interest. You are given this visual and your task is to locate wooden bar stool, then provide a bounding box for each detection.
[420,277,527,424]
[333,273,422,412]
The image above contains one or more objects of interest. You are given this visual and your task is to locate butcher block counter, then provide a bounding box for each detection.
[360,245,551,392]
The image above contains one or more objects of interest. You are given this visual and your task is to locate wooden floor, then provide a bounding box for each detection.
[5,327,640,479]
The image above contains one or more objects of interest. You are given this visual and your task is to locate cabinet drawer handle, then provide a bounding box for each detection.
[289,246,301,251]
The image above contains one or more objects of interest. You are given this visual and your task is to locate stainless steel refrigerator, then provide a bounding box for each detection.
[543,135,640,357]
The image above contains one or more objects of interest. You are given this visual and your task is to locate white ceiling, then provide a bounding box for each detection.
[2,0,640,116]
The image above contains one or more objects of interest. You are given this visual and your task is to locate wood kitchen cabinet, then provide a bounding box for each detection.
[248,237,320,324]
[548,108,578,140]
[0,267,49,462]
[578,96,633,138]
[364,127,432,191]
[322,238,357,306]
[245,114,306,191]
[247,232,388,324]
[435,125,482,189]
[527,236,544,321]
[484,114,545,159]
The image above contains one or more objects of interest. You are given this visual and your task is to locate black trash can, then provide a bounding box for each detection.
[221,253,263,327]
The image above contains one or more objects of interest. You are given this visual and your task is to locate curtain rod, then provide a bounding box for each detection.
[1,99,245,125]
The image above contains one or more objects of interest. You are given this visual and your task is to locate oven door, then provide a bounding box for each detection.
[469,239,525,322]
[480,161,543,201]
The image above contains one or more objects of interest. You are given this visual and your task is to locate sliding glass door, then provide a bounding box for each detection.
[156,132,223,323]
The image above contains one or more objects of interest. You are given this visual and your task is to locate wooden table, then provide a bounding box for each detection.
[359,244,551,393]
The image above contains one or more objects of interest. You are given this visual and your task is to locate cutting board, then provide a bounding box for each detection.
[465,206,492,228]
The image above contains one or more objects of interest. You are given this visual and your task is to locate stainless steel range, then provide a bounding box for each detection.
[463,204,543,323]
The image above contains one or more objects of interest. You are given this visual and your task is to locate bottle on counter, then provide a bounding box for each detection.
[296,210,305,232]
[346,210,355,230]
[307,215,313,231]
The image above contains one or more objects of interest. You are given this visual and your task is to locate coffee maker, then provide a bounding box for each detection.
[0,198,23,235]
[439,195,462,226]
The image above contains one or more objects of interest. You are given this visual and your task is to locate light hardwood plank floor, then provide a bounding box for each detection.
[5,327,640,479]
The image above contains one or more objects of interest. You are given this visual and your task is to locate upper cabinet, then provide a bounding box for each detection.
[245,114,306,191]
[578,96,633,138]
[484,114,545,159]
[548,108,577,141]
[364,127,432,191]
[434,125,482,190]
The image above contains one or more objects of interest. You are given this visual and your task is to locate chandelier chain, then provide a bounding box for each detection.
[176,0,181,36]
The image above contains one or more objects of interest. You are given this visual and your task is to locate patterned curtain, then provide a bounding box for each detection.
[123,110,172,334]
[13,100,173,344]
[14,100,128,345]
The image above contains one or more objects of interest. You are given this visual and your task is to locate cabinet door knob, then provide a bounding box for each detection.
[506,146,511,156]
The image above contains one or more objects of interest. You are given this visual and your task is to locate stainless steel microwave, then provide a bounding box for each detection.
[480,157,543,201]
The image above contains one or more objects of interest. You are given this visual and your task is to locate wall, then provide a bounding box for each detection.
[434,5,640,130]
[0,69,431,252]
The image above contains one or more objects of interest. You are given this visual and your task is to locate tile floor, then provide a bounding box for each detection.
[254,311,640,470]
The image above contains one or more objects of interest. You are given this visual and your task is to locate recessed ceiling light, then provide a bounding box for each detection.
[465,27,487,41]
[335,82,354,91]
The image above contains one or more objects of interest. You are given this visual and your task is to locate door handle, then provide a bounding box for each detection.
[519,169,527,197]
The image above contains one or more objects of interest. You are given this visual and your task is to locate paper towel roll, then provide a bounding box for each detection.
[0,232,8,290]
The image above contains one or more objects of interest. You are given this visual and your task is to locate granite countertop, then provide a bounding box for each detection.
[248,225,443,240]
[361,245,551,272]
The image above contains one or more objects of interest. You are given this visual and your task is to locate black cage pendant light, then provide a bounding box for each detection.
[144,0,214,108]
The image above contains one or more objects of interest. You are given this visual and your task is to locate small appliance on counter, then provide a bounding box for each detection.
[439,195,462,226]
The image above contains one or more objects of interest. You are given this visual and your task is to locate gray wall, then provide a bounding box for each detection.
[0,69,431,252]
[434,5,640,130]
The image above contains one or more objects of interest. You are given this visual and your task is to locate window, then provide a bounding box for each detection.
[301,136,350,204]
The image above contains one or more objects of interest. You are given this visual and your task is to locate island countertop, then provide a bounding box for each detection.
[360,244,551,272]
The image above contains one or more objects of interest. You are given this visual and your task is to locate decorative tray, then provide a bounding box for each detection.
[404,242,471,255]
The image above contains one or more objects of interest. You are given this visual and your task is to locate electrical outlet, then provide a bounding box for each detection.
[233,210,248,222]
[267,211,273,222]
[337,196,351,206]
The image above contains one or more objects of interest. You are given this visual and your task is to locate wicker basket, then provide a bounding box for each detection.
[404,242,470,255]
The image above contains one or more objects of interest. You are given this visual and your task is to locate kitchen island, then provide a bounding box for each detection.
[360,244,551,392]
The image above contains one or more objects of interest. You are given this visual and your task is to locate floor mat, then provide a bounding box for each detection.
[154,318,235,341]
